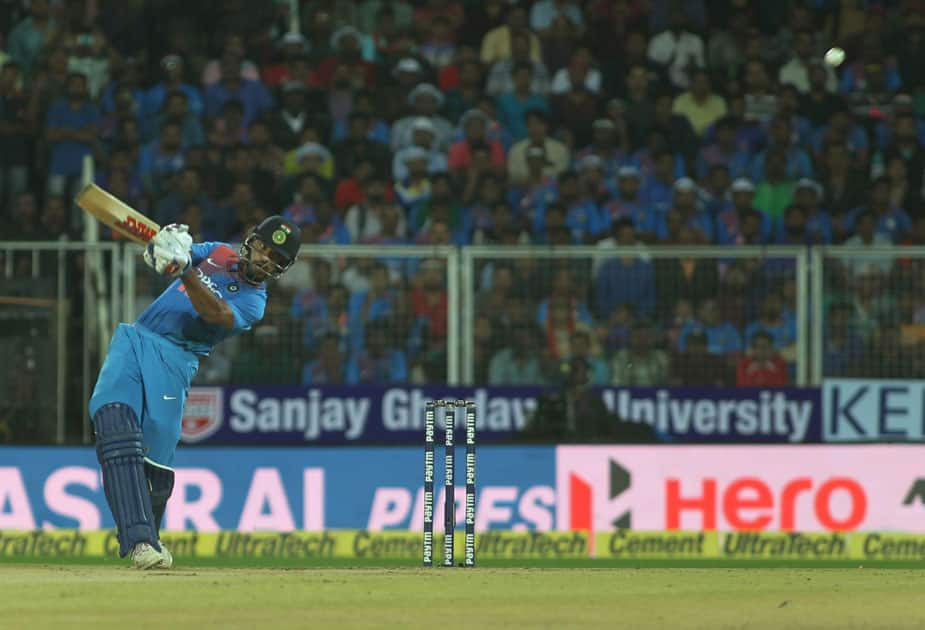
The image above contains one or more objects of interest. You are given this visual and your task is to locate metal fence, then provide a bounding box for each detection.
[811,246,925,383]
[462,245,809,387]
[0,241,120,444]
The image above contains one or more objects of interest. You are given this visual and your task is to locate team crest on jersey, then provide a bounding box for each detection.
[181,387,223,443]
[227,283,239,292]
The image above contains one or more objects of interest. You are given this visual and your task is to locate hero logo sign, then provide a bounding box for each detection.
[181,387,224,443]
[556,447,871,533]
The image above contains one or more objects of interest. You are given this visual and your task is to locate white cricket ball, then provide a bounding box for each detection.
[824,47,845,67]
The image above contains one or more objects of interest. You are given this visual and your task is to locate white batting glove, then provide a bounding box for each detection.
[144,224,193,277]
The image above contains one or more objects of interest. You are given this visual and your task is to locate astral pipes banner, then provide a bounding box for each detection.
[180,385,821,445]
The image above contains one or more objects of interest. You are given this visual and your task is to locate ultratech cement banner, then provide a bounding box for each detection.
[1,530,924,563]
[2,445,924,533]
[181,385,821,445]
[824,379,925,442]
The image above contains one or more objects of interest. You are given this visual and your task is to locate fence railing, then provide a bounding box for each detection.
[22,240,925,443]
[811,246,925,384]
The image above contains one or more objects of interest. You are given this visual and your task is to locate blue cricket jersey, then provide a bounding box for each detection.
[136,242,267,356]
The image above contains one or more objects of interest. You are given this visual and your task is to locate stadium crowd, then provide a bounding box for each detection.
[2,0,925,391]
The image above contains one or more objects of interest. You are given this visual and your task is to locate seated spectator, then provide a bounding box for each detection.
[779,30,837,94]
[393,118,449,180]
[510,146,557,229]
[269,82,314,150]
[333,110,391,179]
[444,58,484,122]
[344,176,404,242]
[678,299,742,355]
[753,149,794,224]
[310,26,377,91]
[697,116,751,179]
[736,331,789,386]
[138,120,186,195]
[742,60,778,124]
[485,29,550,97]
[842,176,912,243]
[654,178,712,242]
[599,166,652,235]
[551,47,601,96]
[823,301,865,376]
[672,69,727,137]
[154,168,215,227]
[303,332,347,384]
[201,33,260,86]
[671,330,730,386]
[496,61,549,141]
[411,258,448,344]
[418,15,457,69]
[45,72,100,199]
[480,5,542,65]
[809,103,869,165]
[204,53,273,127]
[488,324,546,385]
[800,62,844,127]
[291,259,335,347]
[745,292,797,358]
[568,329,608,386]
[262,33,311,88]
[844,211,895,279]
[594,220,656,319]
[576,118,629,183]
[784,179,832,244]
[284,137,335,181]
[302,202,351,245]
[507,108,569,185]
[751,117,813,183]
[611,321,671,386]
[347,320,409,384]
[392,83,454,151]
[149,90,204,148]
[647,9,704,90]
[144,54,203,120]
[448,109,506,176]
[283,173,328,227]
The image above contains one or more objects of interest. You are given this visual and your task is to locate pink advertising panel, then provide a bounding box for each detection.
[555,446,925,533]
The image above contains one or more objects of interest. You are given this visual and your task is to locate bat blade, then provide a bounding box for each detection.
[75,184,160,244]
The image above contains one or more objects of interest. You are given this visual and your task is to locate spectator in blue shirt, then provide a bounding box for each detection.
[744,292,797,353]
[600,165,657,236]
[697,116,751,180]
[496,61,549,141]
[678,299,743,355]
[750,116,814,182]
[148,90,205,147]
[594,219,656,318]
[8,0,55,80]
[143,54,203,121]
[782,179,832,244]
[303,332,348,384]
[204,54,274,127]
[841,176,912,242]
[346,320,408,384]
[45,73,100,198]
[653,177,713,242]
[138,120,186,196]
[716,178,773,245]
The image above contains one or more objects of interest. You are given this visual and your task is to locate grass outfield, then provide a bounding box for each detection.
[2,564,925,629]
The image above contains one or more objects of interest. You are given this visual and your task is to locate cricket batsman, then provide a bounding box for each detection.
[88,216,300,569]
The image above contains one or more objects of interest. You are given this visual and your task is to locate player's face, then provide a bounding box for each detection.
[240,237,292,283]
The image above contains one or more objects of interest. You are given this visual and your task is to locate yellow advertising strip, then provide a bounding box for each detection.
[595,530,718,559]
[718,532,849,561]
[3,530,925,562]
[0,530,590,561]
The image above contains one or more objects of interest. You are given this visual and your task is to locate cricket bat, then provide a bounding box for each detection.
[75,183,161,244]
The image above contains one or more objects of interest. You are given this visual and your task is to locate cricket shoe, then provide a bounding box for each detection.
[155,541,173,569]
[131,543,163,570]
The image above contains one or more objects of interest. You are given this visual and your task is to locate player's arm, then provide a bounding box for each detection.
[181,268,235,329]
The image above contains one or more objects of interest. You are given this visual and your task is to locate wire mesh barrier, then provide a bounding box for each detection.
[0,241,120,444]
[124,244,460,387]
[462,246,809,387]
[812,246,925,382]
